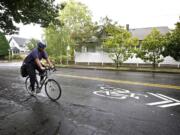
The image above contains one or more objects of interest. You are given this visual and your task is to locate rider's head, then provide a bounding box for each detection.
[37,42,46,52]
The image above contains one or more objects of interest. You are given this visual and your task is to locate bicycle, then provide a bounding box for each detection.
[25,67,61,101]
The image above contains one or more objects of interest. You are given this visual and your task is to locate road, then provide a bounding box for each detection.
[0,64,180,135]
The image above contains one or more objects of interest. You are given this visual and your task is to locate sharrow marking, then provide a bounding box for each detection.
[160,103,180,108]
[147,93,180,108]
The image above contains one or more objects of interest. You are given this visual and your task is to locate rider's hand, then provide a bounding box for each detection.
[40,66,45,70]
[50,65,54,69]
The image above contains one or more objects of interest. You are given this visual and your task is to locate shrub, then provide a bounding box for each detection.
[49,55,68,64]
[12,54,23,60]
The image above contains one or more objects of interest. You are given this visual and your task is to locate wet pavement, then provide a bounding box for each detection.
[0,63,180,135]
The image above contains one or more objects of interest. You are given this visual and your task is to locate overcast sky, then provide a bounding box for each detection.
[13,0,180,40]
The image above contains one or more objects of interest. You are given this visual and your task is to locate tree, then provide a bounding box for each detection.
[59,0,93,45]
[163,22,180,61]
[136,28,165,68]
[0,0,61,34]
[95,17,112,46]
[45,24,74,64]
[44,0,94,63]
[104,18,139,68]
[26,38,39,51]
[0,32,10,57]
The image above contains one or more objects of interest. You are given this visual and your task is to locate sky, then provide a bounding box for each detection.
[12,0,180,40]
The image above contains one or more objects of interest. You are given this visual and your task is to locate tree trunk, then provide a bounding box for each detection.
[153,54,156,69]
[116,55,119,68]
[116,62,119,68]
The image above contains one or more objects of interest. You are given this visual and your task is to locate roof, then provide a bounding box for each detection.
[129,26,169,40]
[10,36,29,47]
[11,46,20,51]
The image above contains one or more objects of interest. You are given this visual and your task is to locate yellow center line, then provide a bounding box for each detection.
[56,74,180,90]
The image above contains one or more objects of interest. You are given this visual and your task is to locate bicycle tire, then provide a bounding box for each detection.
[45,79,61,101]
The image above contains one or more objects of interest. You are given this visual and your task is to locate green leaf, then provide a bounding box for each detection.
[0,32,9,57]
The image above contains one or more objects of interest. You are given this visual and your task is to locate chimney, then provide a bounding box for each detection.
[126,24,129,31]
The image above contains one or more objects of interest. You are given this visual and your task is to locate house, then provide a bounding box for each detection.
[124,26,168,64]
[9,36,29,55]
[75,26,180,67]
[129,26,169,48]
[74,31,113,64]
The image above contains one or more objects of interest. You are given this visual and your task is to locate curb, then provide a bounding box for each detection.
[56,65,180,74]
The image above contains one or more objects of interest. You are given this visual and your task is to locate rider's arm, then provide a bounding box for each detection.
[46,58,53,68]
[35,58,44,70]
[42,51,53,68]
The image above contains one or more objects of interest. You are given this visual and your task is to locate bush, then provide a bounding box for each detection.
[4,55,9,60]
[12,54,23,60]
[49,55,68,64]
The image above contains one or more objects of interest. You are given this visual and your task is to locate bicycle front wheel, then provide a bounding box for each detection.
[45,79,61,101]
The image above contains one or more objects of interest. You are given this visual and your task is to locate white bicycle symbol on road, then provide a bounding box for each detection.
[93,85,180,108]
[93,86,148,100]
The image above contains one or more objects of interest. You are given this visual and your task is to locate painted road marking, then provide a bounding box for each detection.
[147,93,180,108]
[56,74,180,90]
[160,103,180,108]
[93,86,180,108]
[158,94,180,102]
[147,93,172,102]
[93,86,148,100]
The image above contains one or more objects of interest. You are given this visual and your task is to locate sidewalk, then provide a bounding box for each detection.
[0,61,22,67]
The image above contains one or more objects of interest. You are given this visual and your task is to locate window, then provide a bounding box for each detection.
[135,40,142,49]
[81,46,87,52]
[87,46,96,52]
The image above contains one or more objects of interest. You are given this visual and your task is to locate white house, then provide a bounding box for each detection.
[75,26,180,67]
[9,36,29,55]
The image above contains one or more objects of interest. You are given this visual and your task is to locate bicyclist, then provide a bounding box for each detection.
[23,42,53,93]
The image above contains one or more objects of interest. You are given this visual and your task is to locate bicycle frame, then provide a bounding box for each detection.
[36,68,54,90]
[36,73,48,90]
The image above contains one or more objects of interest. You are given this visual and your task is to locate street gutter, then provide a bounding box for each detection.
[56,65,180,74]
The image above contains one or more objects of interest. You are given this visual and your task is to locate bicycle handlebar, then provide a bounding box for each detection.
[44,66,56,72]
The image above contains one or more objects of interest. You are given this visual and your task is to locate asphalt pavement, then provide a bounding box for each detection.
[0,63,180,135]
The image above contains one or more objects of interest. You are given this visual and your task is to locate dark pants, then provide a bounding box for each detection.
[26,63,45,91]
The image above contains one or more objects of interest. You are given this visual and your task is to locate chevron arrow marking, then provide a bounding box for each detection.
[147,93,180,108]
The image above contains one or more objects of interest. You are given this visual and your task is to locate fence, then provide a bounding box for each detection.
[75,52,180,68]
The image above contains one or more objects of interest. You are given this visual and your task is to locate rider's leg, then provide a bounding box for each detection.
[26,63,36,91]
[35,63,45,82]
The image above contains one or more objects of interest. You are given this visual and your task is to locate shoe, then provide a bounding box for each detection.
[28,86,31,91]
[28,86,36,95]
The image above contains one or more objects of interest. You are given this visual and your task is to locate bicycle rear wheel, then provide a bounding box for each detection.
[45,79,61,101]
[25,77,38,96]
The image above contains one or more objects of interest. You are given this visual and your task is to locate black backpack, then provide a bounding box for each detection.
[20,64,28,77]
